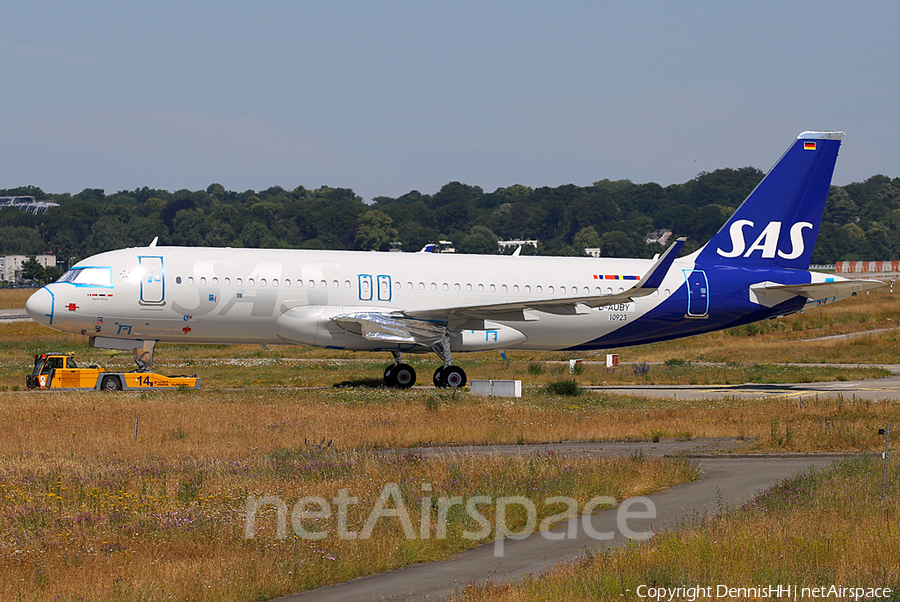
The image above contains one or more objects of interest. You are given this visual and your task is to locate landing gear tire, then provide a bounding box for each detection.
[433,365,466,388]
[100,376,121,391]
[384,365,397,387]
[384,364,416,389]
[432,366,445,387]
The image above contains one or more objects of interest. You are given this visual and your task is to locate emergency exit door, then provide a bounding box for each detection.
[139,256,165,305]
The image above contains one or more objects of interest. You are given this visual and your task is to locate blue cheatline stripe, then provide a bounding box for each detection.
[46,287,55,325]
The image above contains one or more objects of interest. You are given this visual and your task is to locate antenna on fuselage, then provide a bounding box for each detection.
[149,236,158,248]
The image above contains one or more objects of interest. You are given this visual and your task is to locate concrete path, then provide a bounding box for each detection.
[277,446,845,602]
[0,309,30,323]
[594,373,900,401]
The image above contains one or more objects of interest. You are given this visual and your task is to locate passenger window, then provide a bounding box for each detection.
[560,286,566,294]
[200,277,207,285]
[176,276,182,284]
[236,278,243,286]
[524,285,531,293]
[212,277,218,285]
[478,284,484,292]
[490,284,496,292]
[536,285,542,294]
[260,279,267,287]
[284,279,290,287]
[548,286,554,294]
[431,283,437,291]
[272,278,279,287]
[501,284,508,293]
[466,284,472,292]
[225,277,231,286]
[188,276,194,285]
[442,283,449,291]
[513,285,519,293]
[249,278,255,286]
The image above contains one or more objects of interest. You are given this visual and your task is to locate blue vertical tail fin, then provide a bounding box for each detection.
[696,131,843,270]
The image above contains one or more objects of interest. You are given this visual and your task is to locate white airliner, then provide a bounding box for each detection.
[26,132,884,388]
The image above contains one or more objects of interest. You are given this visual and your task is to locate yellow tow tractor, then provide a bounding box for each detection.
[26,352,200,391]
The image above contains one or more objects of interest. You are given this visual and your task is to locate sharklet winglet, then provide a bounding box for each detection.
[634,237,686,291]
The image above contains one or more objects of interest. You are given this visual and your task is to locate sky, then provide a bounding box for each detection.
[2,1,899,201]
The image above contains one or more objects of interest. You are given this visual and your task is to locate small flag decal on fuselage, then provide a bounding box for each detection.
[804,141,817,150]
[593,274,639,281]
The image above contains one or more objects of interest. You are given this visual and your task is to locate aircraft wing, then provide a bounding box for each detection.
[331,238,686,346]
[332,312,448,346]
[403,237,686,322]
[749,278,885,307]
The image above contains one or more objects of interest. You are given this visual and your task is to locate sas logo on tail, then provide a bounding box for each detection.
[716,220,812,260]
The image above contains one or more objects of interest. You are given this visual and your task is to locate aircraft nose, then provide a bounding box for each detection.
[25,287,54,326]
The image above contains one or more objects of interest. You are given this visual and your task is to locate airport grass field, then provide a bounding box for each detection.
[460,456,900,602]
[1,287,899,600]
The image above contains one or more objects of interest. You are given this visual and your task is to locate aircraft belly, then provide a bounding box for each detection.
[495,302,651,350]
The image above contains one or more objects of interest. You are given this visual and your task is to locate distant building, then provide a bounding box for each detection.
[583,248,603,258]
[0,255,57,283]
[0,196,59,215]
[645,229,672,245]
[497,239,538,253]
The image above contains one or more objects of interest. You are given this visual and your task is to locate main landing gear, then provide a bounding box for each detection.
[383,349,468,389]
[432,365,467,388]
[383,361,417,389]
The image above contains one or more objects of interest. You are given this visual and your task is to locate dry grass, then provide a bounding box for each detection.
[0,288,33,310]
[2,388,898,458]
[3,288,900,600]
[459,456,900,602]
[0,447,697,601]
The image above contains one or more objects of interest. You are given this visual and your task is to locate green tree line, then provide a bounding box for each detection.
[2,169,899,266]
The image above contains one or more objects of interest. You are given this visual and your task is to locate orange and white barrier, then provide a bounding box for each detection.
[835,261,900,273]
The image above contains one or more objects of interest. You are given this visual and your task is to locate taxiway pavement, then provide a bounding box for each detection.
[278,442,846,602]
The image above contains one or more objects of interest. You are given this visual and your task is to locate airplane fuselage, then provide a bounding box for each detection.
[27,246,842,353]
[24,132,886,388]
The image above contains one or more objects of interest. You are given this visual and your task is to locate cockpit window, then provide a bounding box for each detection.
[56,266,113,287]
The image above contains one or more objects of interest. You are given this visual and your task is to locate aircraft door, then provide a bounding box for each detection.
[139,256,165,305]
[359,275,373,301]
[684,269,709,317]
[377,275,391,302]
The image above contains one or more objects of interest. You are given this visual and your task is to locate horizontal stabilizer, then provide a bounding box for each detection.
[749,278,885,308]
